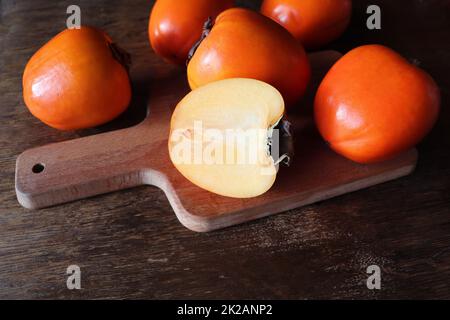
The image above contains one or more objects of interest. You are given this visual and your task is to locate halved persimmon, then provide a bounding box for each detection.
[169,78,289,198]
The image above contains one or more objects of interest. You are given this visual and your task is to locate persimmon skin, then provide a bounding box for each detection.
[314,45,440,164]
[22,26,131,130]
[149,0,234,65]
[187,8,310,107]
[261,0,352,49]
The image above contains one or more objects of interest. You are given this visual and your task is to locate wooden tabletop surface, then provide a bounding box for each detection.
[0,0,449,299]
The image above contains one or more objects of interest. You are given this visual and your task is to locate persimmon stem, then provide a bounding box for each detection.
[186,17,214,66]
[109,42,132,72]
[409,58,421,67]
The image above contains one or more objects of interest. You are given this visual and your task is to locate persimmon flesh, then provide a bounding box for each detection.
[169,78,285,198]
[187,8,310,107]
[314,45,440,163]
[22,26,131,130]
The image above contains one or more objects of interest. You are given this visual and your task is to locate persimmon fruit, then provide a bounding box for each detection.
[169,78,288,198]
[314,45,440,164]
[187,8,310,107]
[22,26,131,130]
[261,0,352,49]
[149,0,234,65]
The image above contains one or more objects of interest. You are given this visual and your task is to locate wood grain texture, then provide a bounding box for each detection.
[1,0,450,299]
[15,51,417,232]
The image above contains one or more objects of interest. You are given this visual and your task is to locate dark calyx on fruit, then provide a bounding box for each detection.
[109,42,132,71]
[186,17,214,66]
[268,117,294,167]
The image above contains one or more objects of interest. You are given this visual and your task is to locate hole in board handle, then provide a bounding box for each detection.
[32,163,45,174]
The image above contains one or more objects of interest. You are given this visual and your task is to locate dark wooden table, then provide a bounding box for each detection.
[1,0,449,299]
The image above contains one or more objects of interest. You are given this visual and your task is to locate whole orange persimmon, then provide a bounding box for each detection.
[261,0,352,49]
[22,26,131,130]
[187,8,310,107]
[315,45,440,164]
[149,0,234,65]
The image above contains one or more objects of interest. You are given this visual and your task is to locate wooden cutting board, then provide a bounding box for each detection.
[15,51,417,232]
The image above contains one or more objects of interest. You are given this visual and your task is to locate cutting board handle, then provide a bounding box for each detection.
[15,126,150,209]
